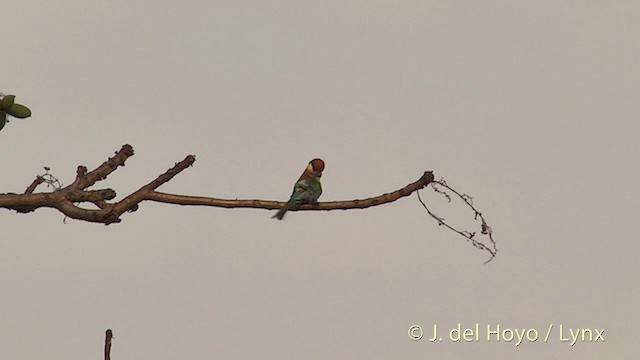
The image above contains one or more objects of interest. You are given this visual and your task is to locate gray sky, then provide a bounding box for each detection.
[2,1,638,358]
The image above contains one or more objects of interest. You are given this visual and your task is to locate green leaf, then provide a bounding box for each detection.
[0,111,6,131]
[6,103,31,118]
[0,95,15,111]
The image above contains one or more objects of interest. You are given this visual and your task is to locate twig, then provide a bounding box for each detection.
[416,179,498,263]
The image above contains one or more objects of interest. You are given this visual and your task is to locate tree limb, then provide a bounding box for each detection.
[0,144,434,224]
[1,145,497,262]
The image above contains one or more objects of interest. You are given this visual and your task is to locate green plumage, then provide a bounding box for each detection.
[272,176,322,220]
[273,158,325,220]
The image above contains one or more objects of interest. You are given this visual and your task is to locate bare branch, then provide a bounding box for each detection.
[0,145,192,224]
[1,146,497,262]
[112,155,196,215]
[145,171,434,211]
[68,144,134,190]
[24,176,44,194]
[0,147,434,224]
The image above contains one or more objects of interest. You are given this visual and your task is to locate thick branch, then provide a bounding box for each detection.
[0,145,434,223]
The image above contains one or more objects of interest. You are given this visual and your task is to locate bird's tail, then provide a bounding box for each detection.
[272,208,287,220]
[272,198,299,220]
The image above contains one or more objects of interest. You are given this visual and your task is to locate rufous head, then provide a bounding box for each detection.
[307,158,325,177]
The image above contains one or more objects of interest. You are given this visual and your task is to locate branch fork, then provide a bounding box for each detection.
[0,144,194,224]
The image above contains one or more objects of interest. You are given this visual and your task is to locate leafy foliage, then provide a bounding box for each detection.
[0,93,32,131]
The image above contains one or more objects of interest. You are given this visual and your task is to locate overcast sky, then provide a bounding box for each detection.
[1,1,639,359]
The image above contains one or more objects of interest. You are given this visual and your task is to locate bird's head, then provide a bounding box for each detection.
[305,158,325,178]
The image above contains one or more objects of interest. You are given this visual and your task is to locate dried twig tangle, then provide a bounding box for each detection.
[417,179,498,263]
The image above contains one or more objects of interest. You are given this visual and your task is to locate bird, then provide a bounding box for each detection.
[272,158,325,220]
